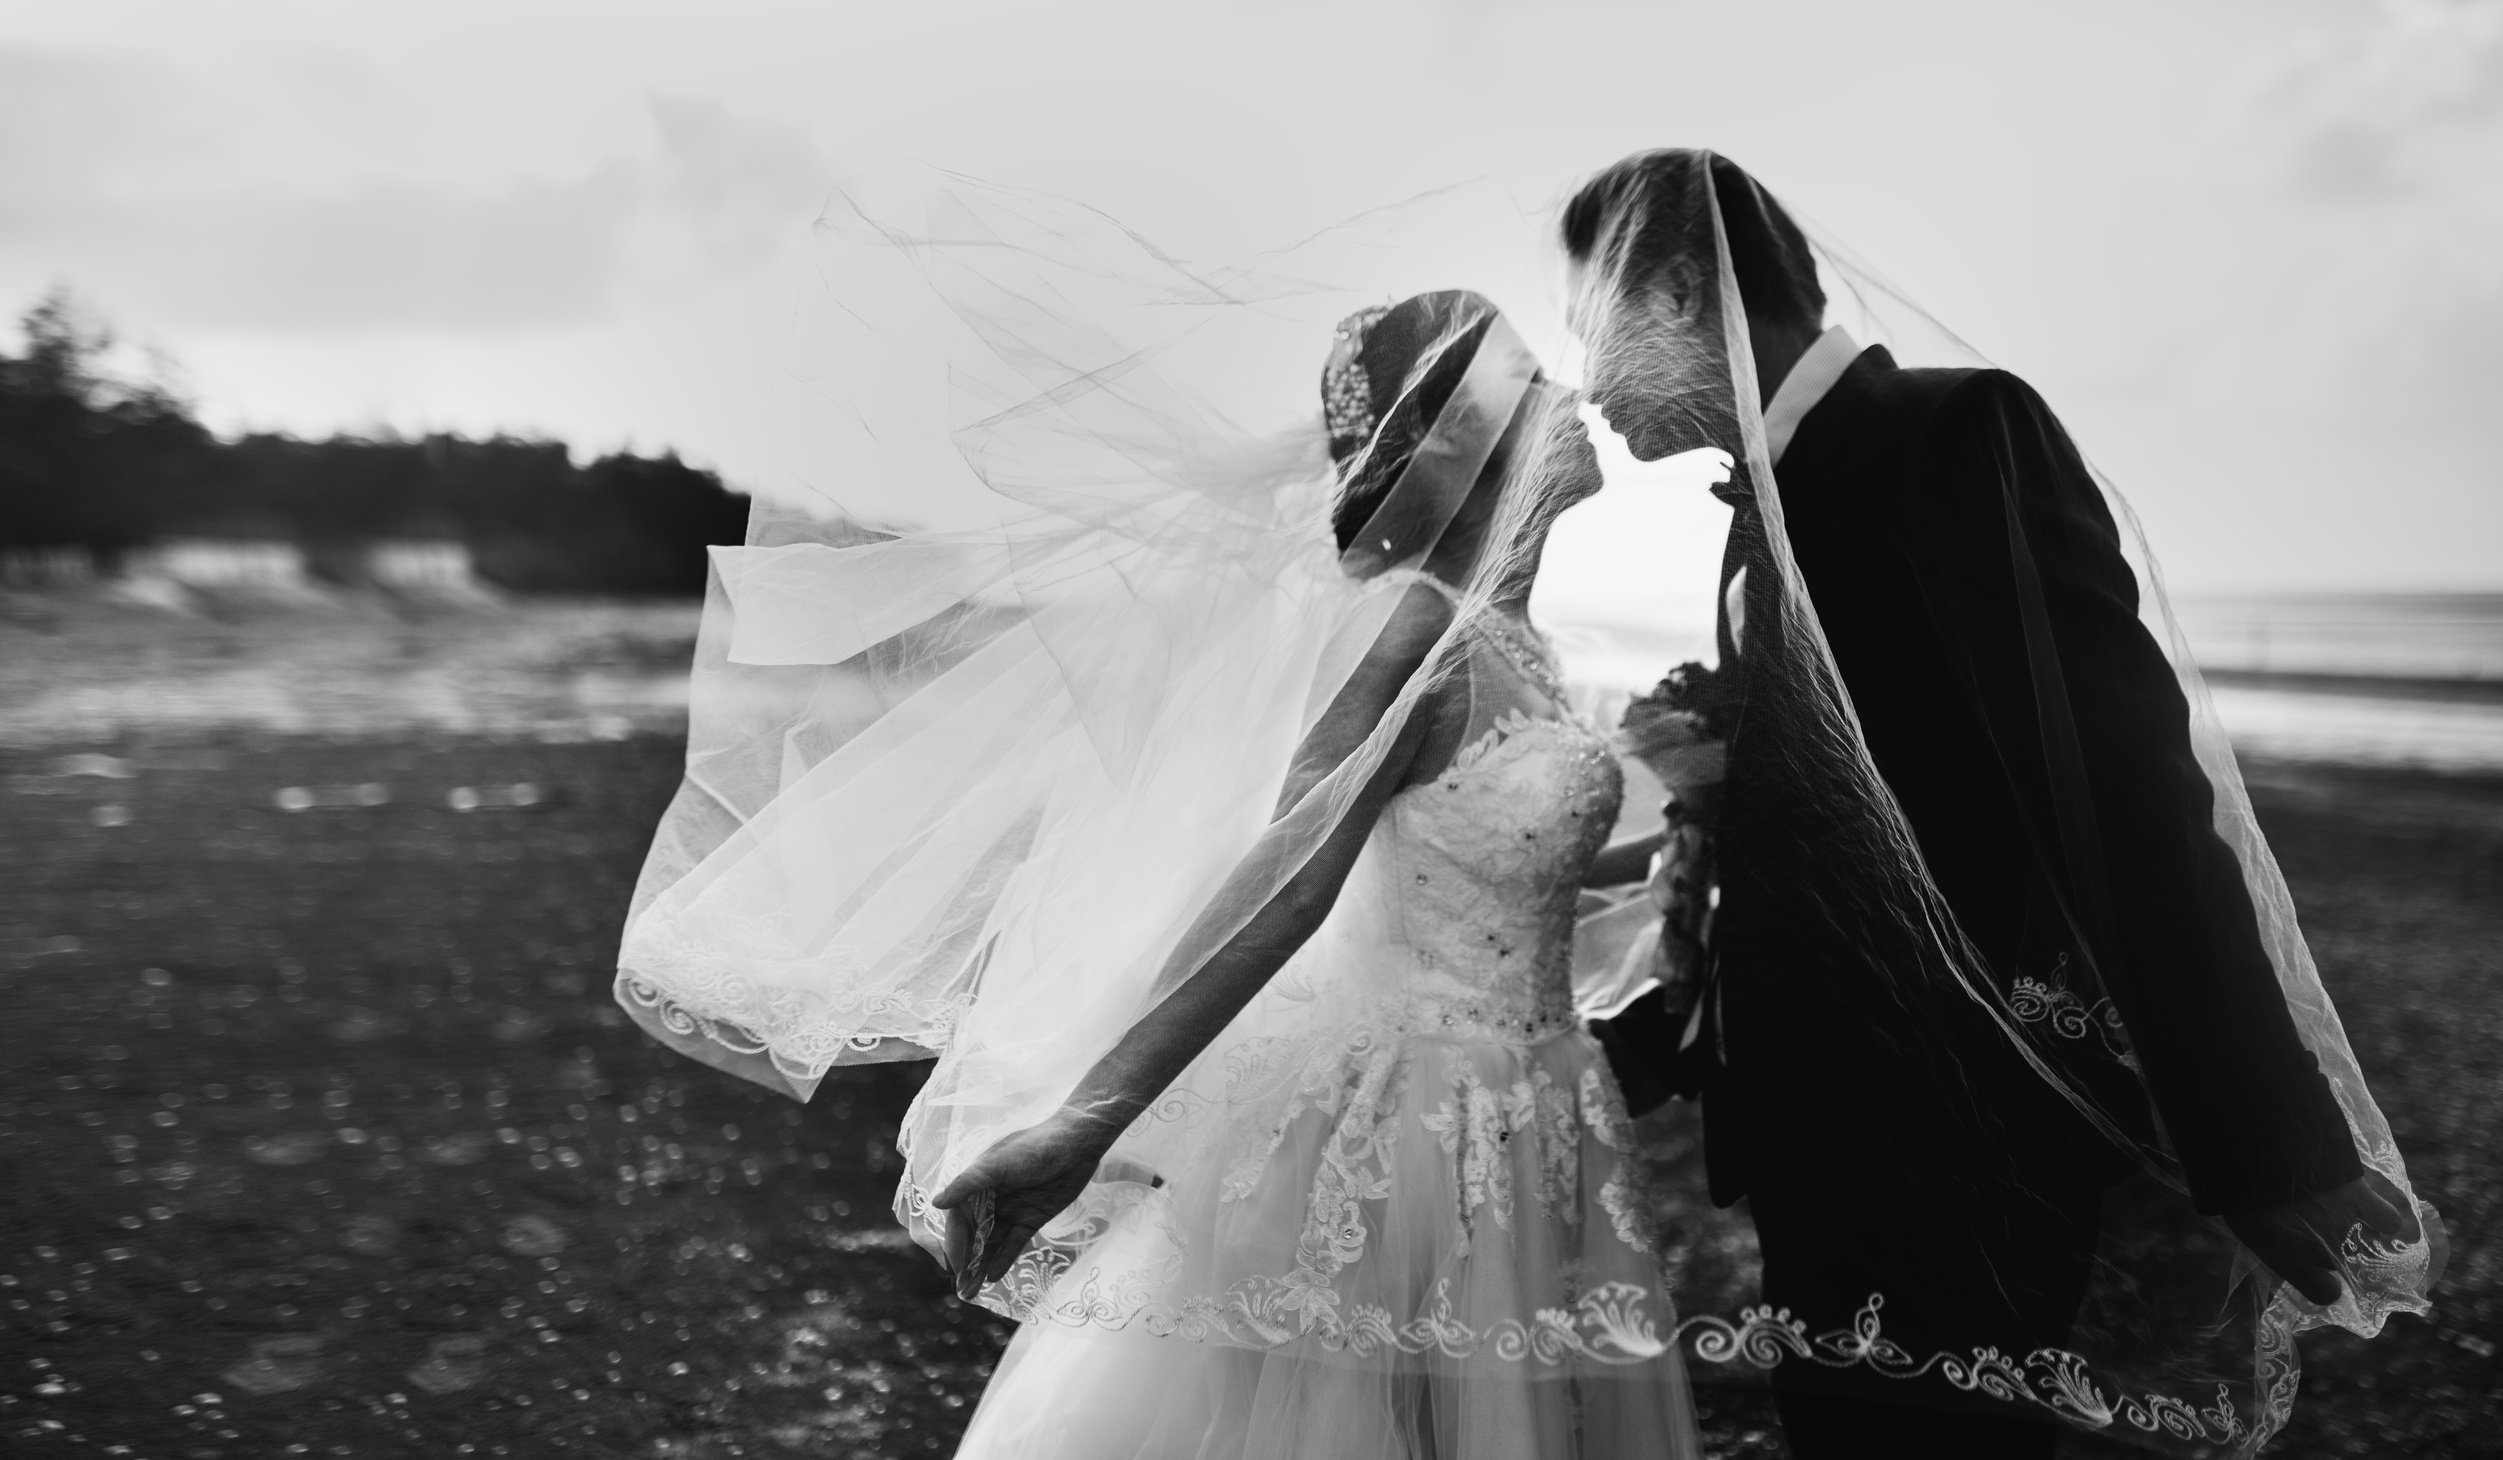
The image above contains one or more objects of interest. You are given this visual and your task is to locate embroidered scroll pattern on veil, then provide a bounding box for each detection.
[2005,953,2138,1070]
[1678,1298,2249,1444]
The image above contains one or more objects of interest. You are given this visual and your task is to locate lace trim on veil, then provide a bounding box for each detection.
[927,1022,1675,1369]
[616,952,976,1081]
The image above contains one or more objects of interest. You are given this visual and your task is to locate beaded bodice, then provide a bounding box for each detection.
[1352,707,1623,1044]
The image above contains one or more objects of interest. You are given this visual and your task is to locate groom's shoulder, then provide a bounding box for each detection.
[1854,358,2032,428]
[1917,366,2059,439]
[1798,357,2066,492]
[1804,354,1977,462]
[1846,363,2069,469]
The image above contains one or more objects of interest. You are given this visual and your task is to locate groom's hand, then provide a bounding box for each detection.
[1589,989,1679,1119]
[2225,1168,2421,1306]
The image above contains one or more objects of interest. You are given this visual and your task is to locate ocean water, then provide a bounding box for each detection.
[2199,684,2503,773]
[2166,593,2503,681]
[1547,593,2503,775]
[2167,593,2503,773]
[7,590,2496,772]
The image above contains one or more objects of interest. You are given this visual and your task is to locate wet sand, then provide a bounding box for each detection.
[2,595,2496,1457]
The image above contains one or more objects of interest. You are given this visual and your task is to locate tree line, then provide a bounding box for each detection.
[0,289,749,595]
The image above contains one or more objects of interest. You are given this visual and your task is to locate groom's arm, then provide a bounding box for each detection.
[1916,371,2359,1216]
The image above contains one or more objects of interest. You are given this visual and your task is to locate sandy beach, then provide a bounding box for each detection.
[2,593,2496,1458]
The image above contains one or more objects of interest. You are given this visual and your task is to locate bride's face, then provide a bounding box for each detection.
[1468,387,1602,527]
[1432,395,1601,584]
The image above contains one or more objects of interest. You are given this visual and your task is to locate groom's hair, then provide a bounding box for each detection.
[1560,150,1824,334]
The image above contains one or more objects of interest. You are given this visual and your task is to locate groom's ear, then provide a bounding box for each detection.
[1564,257,1640,339]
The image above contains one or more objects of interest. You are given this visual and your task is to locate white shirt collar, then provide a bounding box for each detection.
[1761,325,1861,467]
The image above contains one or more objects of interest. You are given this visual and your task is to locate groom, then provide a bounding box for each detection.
[1568,150,2412,1458]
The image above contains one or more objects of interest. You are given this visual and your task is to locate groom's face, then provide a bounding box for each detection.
[1568,264,1696,465]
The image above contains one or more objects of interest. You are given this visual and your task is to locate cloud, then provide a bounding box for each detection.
[644,96,834,274]
[2266,0,2503,200]
[2178,0,2503,422]
[129,168,649,332]
[0,47,832,334]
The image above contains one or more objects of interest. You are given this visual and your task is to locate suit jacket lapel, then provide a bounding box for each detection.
[1709,345,1898,678]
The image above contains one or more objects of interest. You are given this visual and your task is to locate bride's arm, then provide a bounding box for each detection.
[932,582,1454,1287]
[1581,830,1665,888]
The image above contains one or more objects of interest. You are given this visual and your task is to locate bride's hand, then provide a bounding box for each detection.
[930,1107,1124,1299]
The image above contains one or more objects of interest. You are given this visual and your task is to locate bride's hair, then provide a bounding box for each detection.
[1321,290,1500,553]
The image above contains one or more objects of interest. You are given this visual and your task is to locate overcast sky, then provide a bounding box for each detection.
[4,0,2497,592]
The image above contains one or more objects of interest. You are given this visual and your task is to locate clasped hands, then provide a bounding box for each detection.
[2225,1167,2422,1306]
[929,1105,1127,1302]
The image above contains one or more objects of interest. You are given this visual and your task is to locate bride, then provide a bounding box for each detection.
[615,187,1702,1458]
[933,291,1698,1458]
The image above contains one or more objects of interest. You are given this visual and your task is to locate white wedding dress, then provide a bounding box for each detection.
[954,634,1701,1460]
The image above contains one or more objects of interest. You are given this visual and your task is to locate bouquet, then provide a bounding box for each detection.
[1610,663,1732,1051]
[1614,660,1732,806]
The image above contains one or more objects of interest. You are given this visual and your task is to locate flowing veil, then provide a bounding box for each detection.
[1556,151,2442,1456]
[613,172,1617,1316]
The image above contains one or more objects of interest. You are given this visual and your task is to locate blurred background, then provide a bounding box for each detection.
[2,1,2497,1456]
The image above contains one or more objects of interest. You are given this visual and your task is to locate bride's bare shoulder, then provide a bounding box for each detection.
[1277,578,1463,801]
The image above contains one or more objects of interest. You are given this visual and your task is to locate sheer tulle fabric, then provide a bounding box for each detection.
[614,174,1711,1459]
[1559,151,2439,1454]
[959,1323,1690,1460]
[619,426,1436,1260]
[610,174,1699,1457]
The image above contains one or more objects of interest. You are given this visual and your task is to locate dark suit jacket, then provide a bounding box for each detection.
[1619,346,2358,1217]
